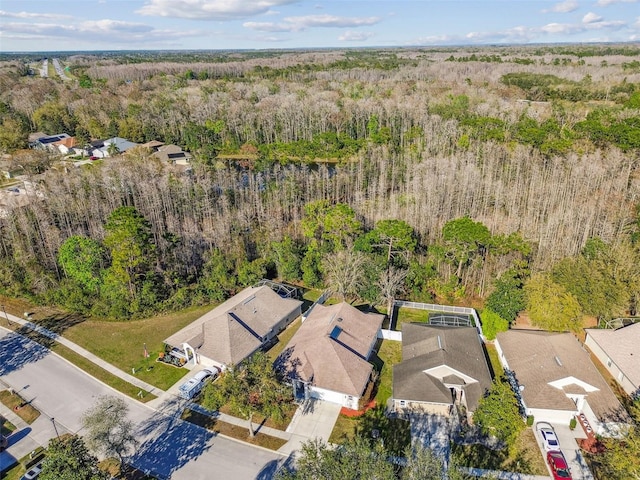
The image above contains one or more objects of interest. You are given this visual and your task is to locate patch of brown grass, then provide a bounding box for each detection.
[181,409,287,451]
[0,390,40,424]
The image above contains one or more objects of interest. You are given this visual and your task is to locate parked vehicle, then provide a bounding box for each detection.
[536,422,560,451]
[178,367,220,400]
[20,461,43,480]
[547,450,572,479]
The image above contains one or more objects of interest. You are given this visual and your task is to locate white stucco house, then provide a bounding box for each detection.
[585,322,640,397]
[164,285,302,370]
[496,330,630,437]
[276,302,383,410]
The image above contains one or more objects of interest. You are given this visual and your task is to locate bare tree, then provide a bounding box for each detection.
[322,249,367,301]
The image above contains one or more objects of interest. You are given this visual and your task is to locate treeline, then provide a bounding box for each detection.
[0,46,639,322]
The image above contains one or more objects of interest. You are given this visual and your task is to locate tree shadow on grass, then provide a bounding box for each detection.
[34,313,86,336]
[0,331,50,376]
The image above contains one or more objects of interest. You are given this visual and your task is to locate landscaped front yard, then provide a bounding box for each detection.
[56,306,212,390]
[451,427,548,476]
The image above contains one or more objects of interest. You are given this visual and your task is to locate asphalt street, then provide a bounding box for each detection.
[0,328,287,479]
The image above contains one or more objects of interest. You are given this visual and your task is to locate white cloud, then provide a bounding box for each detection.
[597,0,638,5]
[582,12,603,23]
[244,14,381,32]
[0,10,72,20]
[338,30,374,41]
[543,0,579,13]
[1,20,200,45]
[136,0,299,20]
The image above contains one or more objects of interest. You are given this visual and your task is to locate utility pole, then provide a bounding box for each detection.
[51,417,60,439]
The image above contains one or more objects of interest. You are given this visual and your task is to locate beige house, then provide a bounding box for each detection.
[277,302,383,410]
[496,330,629,437]
[165,285,302,369]
[392,324,492,418]
[585,323,640,397]
[153,144,192,165]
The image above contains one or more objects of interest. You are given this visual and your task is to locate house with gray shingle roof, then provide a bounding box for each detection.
[165,285,302,369]
[392,324,492,419]
[276,302,383,410]
[496,330,630,437]
[585,322,640,397]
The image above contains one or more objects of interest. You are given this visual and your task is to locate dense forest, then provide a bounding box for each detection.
[0,45,639,328]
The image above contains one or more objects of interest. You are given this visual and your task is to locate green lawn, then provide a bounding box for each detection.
[371,339,402,407]
[451,427,547,475]
[329,406,410,455]
[266,317,303,361]
[485,343,504,378]
[1,447,45,480]
[58,305,211,390]
[393,307,431,331]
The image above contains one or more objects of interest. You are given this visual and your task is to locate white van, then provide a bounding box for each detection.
[178,367,220,400]
[21,461,43,480]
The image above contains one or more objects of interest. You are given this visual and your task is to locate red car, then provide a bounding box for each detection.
[547,450,572,479]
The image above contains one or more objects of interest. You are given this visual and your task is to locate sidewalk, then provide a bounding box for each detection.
[1,314,341,459]
[2,312,163,397]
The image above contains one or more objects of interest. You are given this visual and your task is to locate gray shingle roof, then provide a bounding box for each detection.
[393,324,493,412]
[165,285,302,365]
[496,330,628,422]
[277,303,384,397]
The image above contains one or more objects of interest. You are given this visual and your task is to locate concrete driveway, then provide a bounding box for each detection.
[278,399,341,455]
[534,421,593,480]
[0,328,286,479]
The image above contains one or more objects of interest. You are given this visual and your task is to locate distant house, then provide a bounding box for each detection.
[585,323,640,397]
[30,133,70,151]
[53,136,78,155]
[153,144,192,165]
[496,330,629,437]
[164,285,302,370]
[92,137,138,158]
[276,302,383,410]
[141,140,165,152]
[392,324,492,418]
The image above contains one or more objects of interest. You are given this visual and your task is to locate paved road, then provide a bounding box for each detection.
[0,328,286,479]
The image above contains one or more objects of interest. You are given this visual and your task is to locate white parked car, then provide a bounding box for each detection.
[536,422,560,451]
[21,461,43,480]
[178,367,220,400]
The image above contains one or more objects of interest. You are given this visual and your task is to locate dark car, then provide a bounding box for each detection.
[547,450,572,479]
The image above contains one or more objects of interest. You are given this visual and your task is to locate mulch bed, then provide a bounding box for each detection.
[340,400,377,417]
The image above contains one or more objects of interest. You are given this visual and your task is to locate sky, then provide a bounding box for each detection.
[0,0,639,52]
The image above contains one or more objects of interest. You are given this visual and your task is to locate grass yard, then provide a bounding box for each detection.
[1,447,45,480]
[371,339,402,406]
[181,409,287,451]
[217,402,297,431]
[329,406,410,455]
[393,307,431,331]
[484,343,504,378]
[451,427,547,476]
[266,317,303,361]
[1,418,16,436]
[0,390,40,424]
[58,305,211,390]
